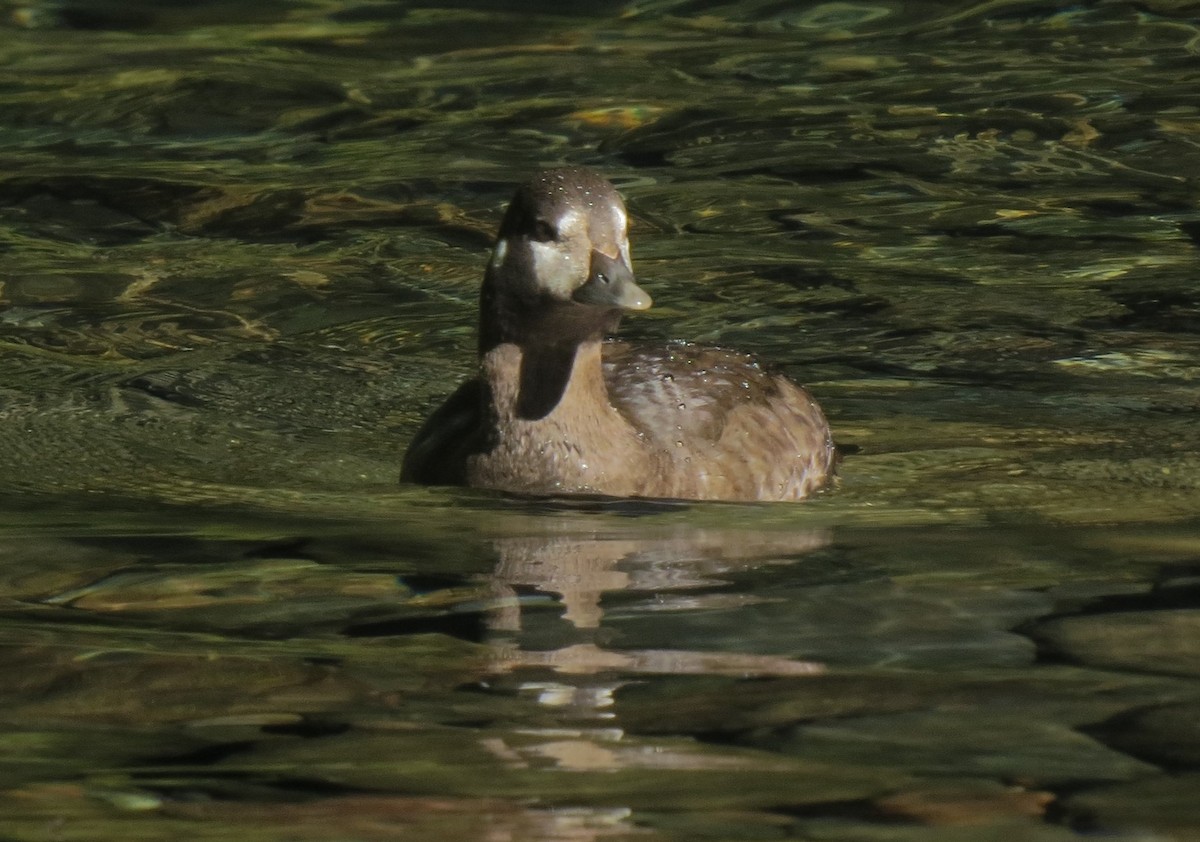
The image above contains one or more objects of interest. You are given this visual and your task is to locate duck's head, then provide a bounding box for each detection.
[480,167,652,351]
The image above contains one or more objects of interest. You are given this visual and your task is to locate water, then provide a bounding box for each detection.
[2,0,1200,838]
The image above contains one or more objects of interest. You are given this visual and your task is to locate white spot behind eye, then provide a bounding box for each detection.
[490,238,508,269]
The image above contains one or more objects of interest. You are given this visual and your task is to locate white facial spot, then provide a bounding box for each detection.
[618,233,632,267]
[490,238,508,269]
[612,206,632,265]
[612,205,627,235]
[558,208,583,235]
[530,207,587,295]
[530,240,575,296]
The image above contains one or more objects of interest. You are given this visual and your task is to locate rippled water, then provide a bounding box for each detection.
[2,1,1200,839]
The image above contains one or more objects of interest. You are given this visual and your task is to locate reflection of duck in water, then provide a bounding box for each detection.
[402,167,835,501]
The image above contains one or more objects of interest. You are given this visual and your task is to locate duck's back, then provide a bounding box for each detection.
[602,341,835,501]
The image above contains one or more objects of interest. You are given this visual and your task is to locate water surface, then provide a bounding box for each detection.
[2,1,1200,839]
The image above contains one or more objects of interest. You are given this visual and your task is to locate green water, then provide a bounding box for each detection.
[2,1,1200,839]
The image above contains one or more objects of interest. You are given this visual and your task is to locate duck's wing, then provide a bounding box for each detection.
[400,378,484,486]
[602,341,835,500]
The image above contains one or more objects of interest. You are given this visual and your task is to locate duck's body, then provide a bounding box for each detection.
[402,168,835,502]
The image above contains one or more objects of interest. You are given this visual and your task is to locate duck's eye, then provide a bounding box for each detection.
[532,219,557,242]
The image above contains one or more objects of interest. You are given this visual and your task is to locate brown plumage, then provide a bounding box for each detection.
[402,167,835,501]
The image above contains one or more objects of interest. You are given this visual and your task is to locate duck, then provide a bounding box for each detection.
[401,167,835,502]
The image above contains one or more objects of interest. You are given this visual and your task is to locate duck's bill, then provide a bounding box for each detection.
[573,250,652,311]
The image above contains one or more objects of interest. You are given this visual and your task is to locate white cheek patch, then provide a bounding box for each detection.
[530,240,575,296]
[489,238,508,270]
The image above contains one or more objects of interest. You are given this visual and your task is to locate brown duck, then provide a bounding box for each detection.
[402,167,835,501]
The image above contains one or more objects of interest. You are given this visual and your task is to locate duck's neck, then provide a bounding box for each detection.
[478,278,619,421]
[481,338,610,423]
[479,274,620,353]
